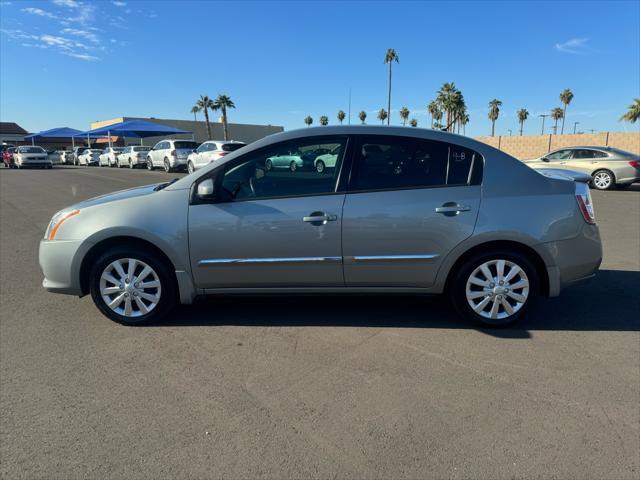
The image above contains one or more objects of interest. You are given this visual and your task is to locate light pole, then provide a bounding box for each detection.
[573,121,580,134]
[539,114,549,135]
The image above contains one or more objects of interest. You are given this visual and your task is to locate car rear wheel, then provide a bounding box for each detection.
[316,160,325,173]
[592,170,615,190]
[164,158,171,173]
[265,159,273,171]
[449,250,538,327]
[289,161,297,172]
[129,159,134,169]
[89,246,177,326]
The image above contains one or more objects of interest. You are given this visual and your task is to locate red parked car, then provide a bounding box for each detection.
[2,145,16,168]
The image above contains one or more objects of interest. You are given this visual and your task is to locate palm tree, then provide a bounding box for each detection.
[433,121,444,130]
[399,106,410,126]
[559,88,574,134]
[619,98,640,123]
[358,110,367,124]
[488,99,502,136]
[304,116,313,127]
[432,109,443,130]
[190,105,199,122]
[195,95,215,139]
[517,108,529,136]
[459,113,469,135]
[427,101,440,128]
[436,82,462,132]
[377,108,388,125]
[551,107,564,134]
[337,110,346,124]
[409,118,418,127]
[211,94,235,141]
[319,115,329,126]
[383,48,399,126]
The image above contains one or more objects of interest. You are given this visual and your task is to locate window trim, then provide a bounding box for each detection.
[190,135,352,205]
[343,134,484,195]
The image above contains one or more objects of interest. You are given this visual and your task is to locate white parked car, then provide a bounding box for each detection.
[77,149,102,166]
[146,139,199,173]
[14,146,52,168]
[47,150,66,165]
[314,145,342,173]
[117,145,151,168]
[99,147,124,167]
[186,140,246,173]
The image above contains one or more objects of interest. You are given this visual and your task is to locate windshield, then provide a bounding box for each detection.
[174,141,198,150]
[222,143,246,152]
[18,147,45,153]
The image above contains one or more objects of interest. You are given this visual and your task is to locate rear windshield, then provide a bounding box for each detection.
[222,143,246,152]
[18,147,45,153]
[174,141,198,149]
[113,147,124,152]
[134,146,151,152]
[605,147,635,158]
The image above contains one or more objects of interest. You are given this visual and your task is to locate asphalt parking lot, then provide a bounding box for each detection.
[1,166,638,479]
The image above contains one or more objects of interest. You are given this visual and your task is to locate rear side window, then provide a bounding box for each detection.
[573,149,599,159]
[222,143,246,152]
[349,136,482,191]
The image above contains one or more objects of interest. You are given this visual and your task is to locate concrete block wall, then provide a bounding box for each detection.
[475,131,640,159]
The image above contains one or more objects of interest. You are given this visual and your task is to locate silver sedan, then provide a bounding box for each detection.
[39,126,602,328]
[524,146,640,190]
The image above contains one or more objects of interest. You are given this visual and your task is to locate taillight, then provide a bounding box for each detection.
[170,149,176,157]
[629,160,640,169]
[218,152,228,157]
[575,182,595,224]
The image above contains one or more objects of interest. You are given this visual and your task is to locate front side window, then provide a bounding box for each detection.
[349,136,481,191]
[546,149,573,160]
[216,137,347,202]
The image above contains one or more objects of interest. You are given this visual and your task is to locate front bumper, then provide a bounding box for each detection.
[39,239,90,296]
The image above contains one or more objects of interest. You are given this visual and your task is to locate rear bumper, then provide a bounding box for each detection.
[542,223,602,297]
[170,157,188,168]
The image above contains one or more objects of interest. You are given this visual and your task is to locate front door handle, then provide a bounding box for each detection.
[435,203,471,215]
[303,211,338,225]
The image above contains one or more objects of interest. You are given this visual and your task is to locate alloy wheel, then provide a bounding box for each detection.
[465,259,530,321]
[99,258,161,318]
[593,171,612,190]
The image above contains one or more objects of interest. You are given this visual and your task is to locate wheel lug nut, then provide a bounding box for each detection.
[490,283,495,288]
[119,284,123,289]
[124,292,129,297]
[134,282,139,288]
[499,281,504,286]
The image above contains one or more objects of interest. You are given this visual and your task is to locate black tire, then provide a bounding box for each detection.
[164,158,171,173]
[591,169,616,190]
[147,159,153,170]
[89,246,177,326]
[316,160,325,173]
[448,249,539,328]
[289,161,297,172]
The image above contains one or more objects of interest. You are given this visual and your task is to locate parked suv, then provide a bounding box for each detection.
[186,140,246,173]
[118,146,151,168]
[146,139,199,172]
[39,126,602,327]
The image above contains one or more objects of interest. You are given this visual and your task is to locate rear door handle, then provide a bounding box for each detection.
[303,211,338,225]
[435,204,471,215]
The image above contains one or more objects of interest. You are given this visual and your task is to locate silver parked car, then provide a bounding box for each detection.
[15,146,52,168]
[118,145,152,168]
[525,146,640,190]
[39,126,602,327]
[146,139,199,172]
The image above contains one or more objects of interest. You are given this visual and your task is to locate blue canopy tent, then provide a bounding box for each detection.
[76,120,192,147]
[24,127,85,147]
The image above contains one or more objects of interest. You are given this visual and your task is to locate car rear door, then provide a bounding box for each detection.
[189,135,349,289]
[341,135,482,288]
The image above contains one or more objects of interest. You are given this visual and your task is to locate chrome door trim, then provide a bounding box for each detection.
[198,256,342,266]
[348,254,439,263]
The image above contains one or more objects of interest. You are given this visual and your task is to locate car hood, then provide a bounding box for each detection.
[72,183,164,210]
[533,168,591,183]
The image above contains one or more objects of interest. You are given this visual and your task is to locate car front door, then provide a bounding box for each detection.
[341,135,482,287]
[188,136,349,289]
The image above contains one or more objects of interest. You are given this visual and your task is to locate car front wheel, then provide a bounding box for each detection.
[592,170,615,190]
[449,250,538,327]
[89,246,176,325]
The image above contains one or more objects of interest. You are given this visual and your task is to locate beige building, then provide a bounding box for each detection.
[90,116,284,146]
[475,131,640,160]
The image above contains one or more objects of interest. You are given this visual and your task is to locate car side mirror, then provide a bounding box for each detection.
[197,178,215,198]
[542,157,550,162]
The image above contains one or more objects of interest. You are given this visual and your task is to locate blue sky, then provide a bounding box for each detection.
[1,0,639,137]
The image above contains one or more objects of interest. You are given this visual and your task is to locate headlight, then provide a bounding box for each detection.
[45,209,80,240]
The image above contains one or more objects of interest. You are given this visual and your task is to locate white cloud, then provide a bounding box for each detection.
[52,0,80,7]
[112,0,126,6]
[63,51,99,61]
[61,27,99,43]
[21,7,59,19]
[555,38,589,54]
